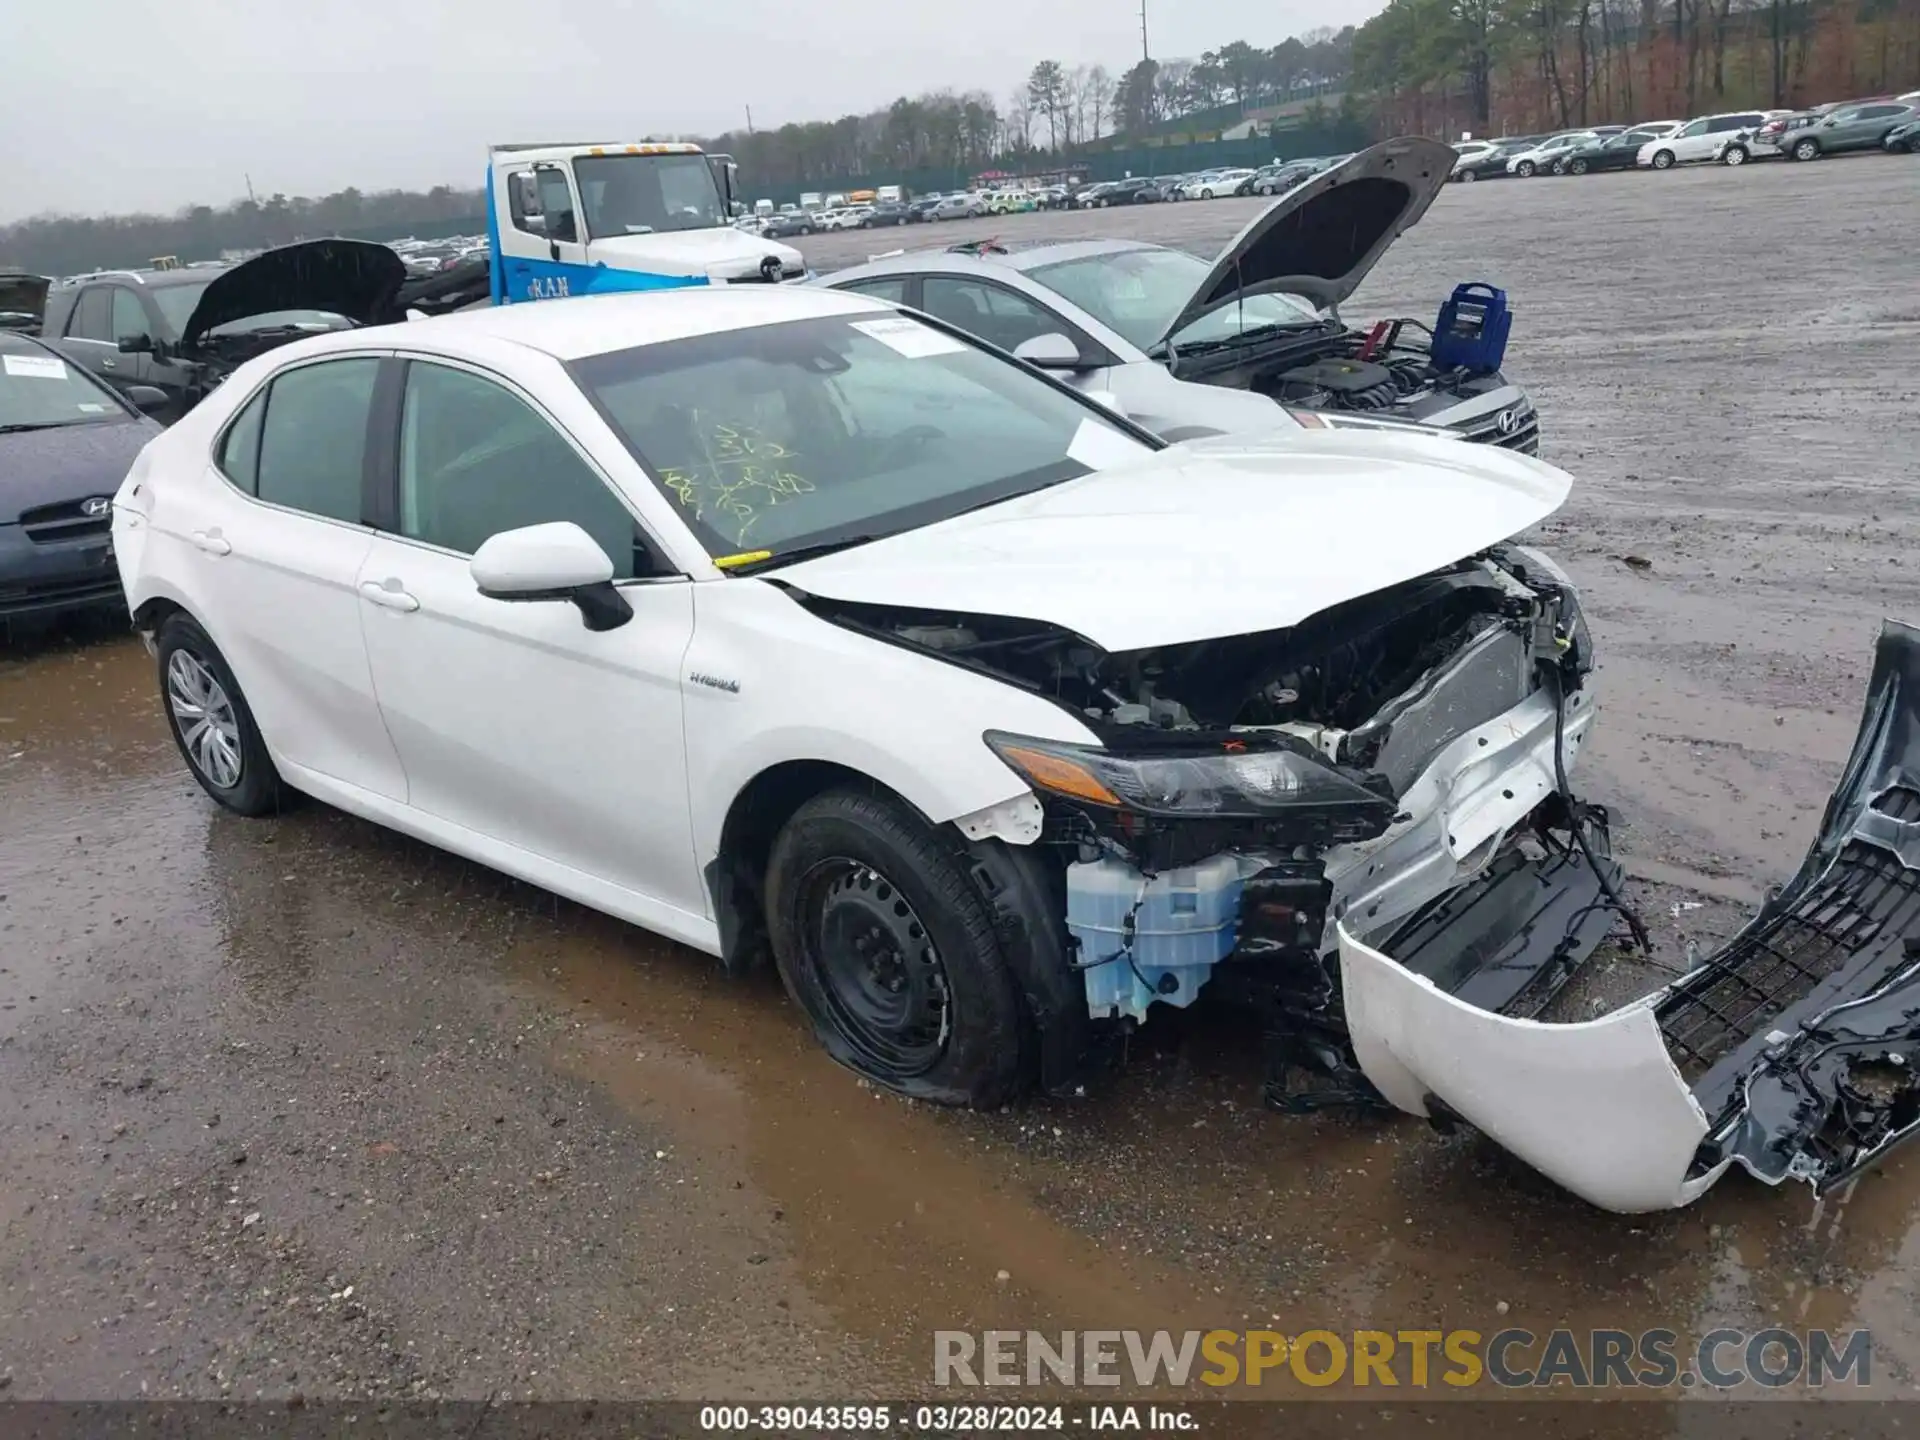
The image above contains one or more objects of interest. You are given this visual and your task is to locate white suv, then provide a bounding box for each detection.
[1638,111,1773,168]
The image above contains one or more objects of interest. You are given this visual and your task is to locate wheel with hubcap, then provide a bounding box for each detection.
[1516,159,1536,177]
[1651,149,1675,170]
[1458,168,1477,181]
[1568,157,1588,175]
[154,613,286,815]
[765,788,1033,1106]
[1722,144,1748,165]
[1792,138,1820,161]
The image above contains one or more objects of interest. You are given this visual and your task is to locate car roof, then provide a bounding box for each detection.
[300,285,895,364]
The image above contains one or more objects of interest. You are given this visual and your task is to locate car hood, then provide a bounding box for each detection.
[0,417,158,524]
[1153,136,1455,346]
[774,429,1569,653]
[588,228,805,281]
[0,271,50,327]
[179,239,407,350]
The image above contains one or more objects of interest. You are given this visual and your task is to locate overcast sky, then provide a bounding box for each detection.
[2,0,1380,222]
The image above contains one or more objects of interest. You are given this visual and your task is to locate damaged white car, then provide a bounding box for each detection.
[115,285,1916,1216]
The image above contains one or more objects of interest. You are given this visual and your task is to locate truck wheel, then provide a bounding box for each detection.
[1651,149,1676,170]
[765,788,1035,1107]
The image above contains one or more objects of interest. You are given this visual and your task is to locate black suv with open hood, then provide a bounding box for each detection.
[44,240,406,423]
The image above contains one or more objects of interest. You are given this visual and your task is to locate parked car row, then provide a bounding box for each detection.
[1449,91,1920,181]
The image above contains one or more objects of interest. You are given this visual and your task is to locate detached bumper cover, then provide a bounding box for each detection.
[1341,619,1920,1212]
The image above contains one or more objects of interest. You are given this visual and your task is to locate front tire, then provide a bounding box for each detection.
[1568,157,1589,175]
[1458,168,1477,182]
[1651,149,1676,170]
[1516,160,1536,177]
[154,613,286,816]
[765,788,1034,1107]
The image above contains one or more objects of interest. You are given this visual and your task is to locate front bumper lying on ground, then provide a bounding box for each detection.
[1342,619,1920,1212]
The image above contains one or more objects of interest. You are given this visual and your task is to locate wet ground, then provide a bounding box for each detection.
[4,157,1920,1411]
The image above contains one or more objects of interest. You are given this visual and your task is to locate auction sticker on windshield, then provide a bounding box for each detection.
[3,354,68,379]
[850,315,967,358]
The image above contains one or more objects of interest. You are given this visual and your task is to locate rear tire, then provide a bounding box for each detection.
[765,788,1035,1107]
[1651,149,1676,170]
[1722,144,1748,166]
[1516,160,1536,177]
[1568,157,1589,175]
[154,613,287,817]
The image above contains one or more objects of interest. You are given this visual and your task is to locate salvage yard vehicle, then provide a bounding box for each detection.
[1886,116,1920,152]
[483,141,807,302]
[1776,101,1917,159]
[1450,137,1541,180]
[815,139,1538,450]
[114,283,1920,1215]
[1638,110,1776,168]
[1,330,162,620]
[1506,129,1620,175]
[44,247,391,423]
[1562,127,1672,174]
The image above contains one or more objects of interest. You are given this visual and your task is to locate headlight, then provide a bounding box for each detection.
[984,731,1391,821]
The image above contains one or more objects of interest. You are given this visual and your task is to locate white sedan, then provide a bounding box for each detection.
[110,284,1910,1213]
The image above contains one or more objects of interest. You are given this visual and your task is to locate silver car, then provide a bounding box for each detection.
[814,139,1536,450]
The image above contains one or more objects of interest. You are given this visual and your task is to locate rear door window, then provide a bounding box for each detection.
[66,287,112,341]
[254,358,379,524]
[217,391,268,494]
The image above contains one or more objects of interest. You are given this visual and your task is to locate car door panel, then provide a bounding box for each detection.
[355,545,703,911]
[355,356,702,914]
[172,358,409,799]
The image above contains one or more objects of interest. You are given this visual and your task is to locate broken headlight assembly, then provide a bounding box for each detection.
[984,730,1394,824]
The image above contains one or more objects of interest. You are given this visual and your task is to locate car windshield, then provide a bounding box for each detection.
[570,312,1156,563]
[0,335,124,429]
[1028,247,1321,352]
[576,153,726,237]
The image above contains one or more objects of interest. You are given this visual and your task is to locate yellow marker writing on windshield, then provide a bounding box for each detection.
[712,550,774,569]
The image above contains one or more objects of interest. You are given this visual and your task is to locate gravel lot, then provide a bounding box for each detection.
[4,156,1920,1406]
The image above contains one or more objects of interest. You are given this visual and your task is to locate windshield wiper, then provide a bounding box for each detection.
[1170,319,1329,357]
[0,421,85,434]
[721,533,885,575]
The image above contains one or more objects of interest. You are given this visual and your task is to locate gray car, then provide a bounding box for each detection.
[1777,100,1917,160]
[813,138,1536,450]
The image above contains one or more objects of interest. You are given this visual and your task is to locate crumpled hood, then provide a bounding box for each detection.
[0,417,158,524]
[1155,136,1455,345]
[179,239,406,350]
[588,228,804,281]
[776,430,1570,652]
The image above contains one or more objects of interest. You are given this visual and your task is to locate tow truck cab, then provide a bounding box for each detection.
[485,141,808,305]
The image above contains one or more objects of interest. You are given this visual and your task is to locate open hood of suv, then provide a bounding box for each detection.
[179,239,406,350]
[1153,136,1455,348]
[774,429,1569,653]
[0,271,50,328]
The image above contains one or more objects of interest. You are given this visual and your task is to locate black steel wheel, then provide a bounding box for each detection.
[765,787,1034,1106]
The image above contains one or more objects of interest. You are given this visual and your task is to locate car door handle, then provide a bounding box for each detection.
[190,530,231,556]
[359,580,419,612]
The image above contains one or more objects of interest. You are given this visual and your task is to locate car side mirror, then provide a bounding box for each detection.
[1013,333,1085,370]
[123,384,169,415]
[470,522,632,632]
[117,333,155,354]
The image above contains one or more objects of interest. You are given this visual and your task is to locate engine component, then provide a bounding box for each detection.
[1272,357,1400,411]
